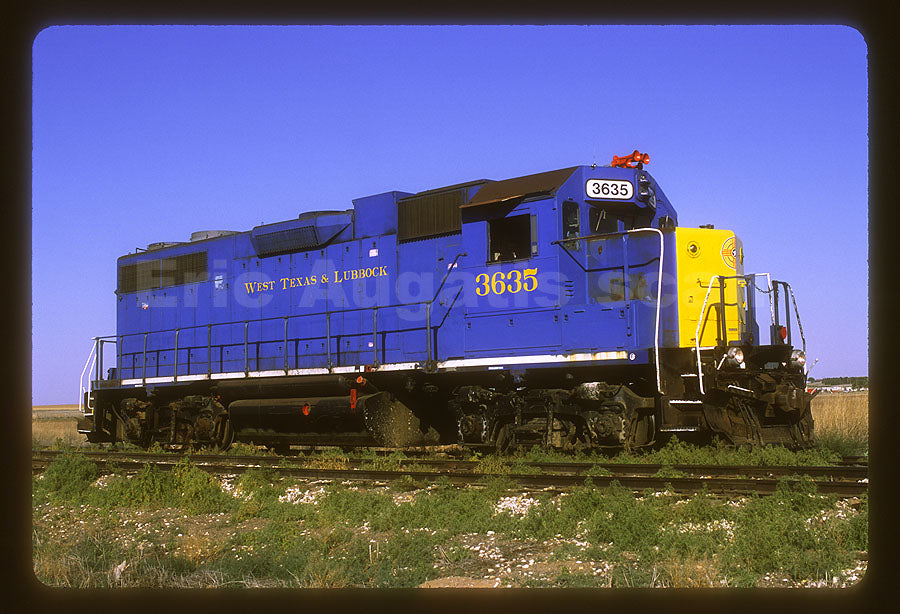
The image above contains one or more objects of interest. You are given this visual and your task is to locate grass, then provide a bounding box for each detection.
[32,418,85,449]
[33,450,867,588]
[606,437,843,466]
[811,391,868,457]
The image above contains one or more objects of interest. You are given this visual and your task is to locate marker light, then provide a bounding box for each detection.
[636,172,656,208]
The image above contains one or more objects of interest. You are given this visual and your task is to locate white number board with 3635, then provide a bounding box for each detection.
[585,179,633,200]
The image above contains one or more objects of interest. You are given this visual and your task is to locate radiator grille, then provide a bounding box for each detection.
[174,251,208,285]
[398,188,464,242]
[117,251,208,293]
[251,225,318,256]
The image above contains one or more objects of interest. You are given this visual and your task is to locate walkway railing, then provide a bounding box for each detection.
[693,274,805,395]
[84,252,467,390]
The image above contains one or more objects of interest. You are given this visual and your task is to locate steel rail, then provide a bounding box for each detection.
[31,450,868,479]
[32,453,868,496]
[31,449,867,471]
[31,457,867,497]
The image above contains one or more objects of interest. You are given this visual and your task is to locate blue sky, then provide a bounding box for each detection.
[31,25,868,404]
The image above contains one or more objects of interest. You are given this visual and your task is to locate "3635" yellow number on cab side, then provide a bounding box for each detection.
[475,268,538,296]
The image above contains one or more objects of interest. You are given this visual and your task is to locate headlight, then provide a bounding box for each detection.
[726,346,744,367]
[790,350,806,368]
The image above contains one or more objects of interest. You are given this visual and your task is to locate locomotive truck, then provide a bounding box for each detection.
[77,151,814,451]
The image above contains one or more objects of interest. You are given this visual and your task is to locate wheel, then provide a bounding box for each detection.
[214,415,234,451]
[791,406,815,448]
[495,423,512,453]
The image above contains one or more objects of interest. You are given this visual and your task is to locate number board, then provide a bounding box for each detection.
[585,179,633,200]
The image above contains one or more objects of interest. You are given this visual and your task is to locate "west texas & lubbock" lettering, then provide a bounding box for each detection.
[244,266,388,295]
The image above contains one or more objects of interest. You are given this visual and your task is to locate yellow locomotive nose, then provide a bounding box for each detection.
[675,227,746,348]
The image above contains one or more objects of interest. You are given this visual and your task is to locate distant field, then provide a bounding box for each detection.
[810,391,868,455]
[33,405,79,412]
[811,391,868,431]
[32,405,85,447]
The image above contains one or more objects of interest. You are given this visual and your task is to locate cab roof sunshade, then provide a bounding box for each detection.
[461,166,579,208]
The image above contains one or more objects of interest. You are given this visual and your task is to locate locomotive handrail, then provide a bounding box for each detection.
[784,282,807,354]
[695,275,725,396]
[78,340,97,414]
[770,280,807,354]
[693,273,798,395]
[95,266,470,382]
[553,228,665,394]
[551,231,625,273]
[430,252,467,304]
[695,274,753,395]
[108,296,446,342]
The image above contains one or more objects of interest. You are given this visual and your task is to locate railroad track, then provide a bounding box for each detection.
[32,450,868,497]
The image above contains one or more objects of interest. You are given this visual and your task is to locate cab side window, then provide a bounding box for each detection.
[589,207,619,234]
[562,200,580,249]
[488,214,531,262]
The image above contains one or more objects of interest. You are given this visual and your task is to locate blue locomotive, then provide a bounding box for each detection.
[78,151,814,450]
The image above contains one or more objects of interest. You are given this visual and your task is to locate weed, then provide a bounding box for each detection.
[171,458,237,514]
[315,484,398,530]
[35,452,99,503]
[304,455,350,470]
[550,568,602,587]
[214,522,319,583]
[723,480,855,583]
[225,442,268,456]
[385,483,499,535]
[434,543,471,566]
[316,446,355,459]
[813,433,867,458]
[366,531,444,588]
[390,475,419,492]
[235,467,279,496]
[605,436,843,467]
[811,391,867,457]
[508,492,577,540]
[361,452,405,472]
[653,466,688,479]
[586,482,669,557]
[659,556,723,587]
[502,459,533,475]
[520,445,570,463]
[547,542,583,561]
[584,465,612,477]
[89,459,236,515]
[474,455,510,475]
